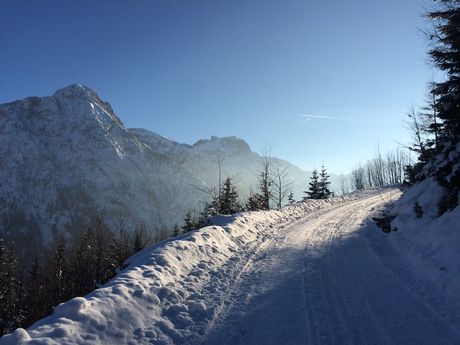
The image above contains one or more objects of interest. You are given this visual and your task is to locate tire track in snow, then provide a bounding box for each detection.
[201,189,460,345]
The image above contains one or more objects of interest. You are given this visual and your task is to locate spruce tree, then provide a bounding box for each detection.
[287,191,295,205]
[220,177,241,215]
[318,165,332,199]
[426,1,460,212]
[172,224,181,237]
[305,169,321,199]
[245,192,265,211]
[428,1,460,138]
[182,210,197,232]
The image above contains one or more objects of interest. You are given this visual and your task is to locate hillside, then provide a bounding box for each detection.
[0,84,317,248]
[2,188,459,344]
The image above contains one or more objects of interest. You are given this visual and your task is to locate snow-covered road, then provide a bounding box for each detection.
[201,189,460,345]
[3,188,459,345]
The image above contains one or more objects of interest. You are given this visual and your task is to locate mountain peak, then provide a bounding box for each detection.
[193,136,252,154]
[52,83,98,100]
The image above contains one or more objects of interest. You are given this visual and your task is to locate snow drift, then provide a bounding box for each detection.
[0,190,380,345]
[381,143,460,325]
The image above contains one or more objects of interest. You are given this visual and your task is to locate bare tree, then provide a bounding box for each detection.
[406,106,426,158]
[351,164,366,190]
[258,153,273,210]
[337,174,351,195]
[271,162,293,208]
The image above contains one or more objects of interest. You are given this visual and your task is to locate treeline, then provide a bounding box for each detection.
[348,148,411,192]
[182,160,336,232]
[0,217,154,336]
[405,0,460,214]
[182,156,296,231]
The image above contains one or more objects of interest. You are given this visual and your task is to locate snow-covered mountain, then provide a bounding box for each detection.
[0,84,314,247]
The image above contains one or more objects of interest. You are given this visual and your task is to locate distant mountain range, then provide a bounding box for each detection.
[0,84,338,248]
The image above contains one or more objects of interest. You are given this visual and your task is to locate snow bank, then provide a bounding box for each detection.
[382,178,460,324]
[0,189,386,345]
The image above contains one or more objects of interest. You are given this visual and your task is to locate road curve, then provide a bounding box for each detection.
[200,189,460,345]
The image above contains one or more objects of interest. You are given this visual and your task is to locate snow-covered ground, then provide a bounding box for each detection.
[2,187,460,345]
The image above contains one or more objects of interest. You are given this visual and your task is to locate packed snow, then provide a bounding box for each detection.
[2,187,459,345]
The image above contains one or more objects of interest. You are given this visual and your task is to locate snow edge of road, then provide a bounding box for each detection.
[0,188,396,345]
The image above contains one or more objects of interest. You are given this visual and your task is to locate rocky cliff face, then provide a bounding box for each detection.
[0,84,312,248]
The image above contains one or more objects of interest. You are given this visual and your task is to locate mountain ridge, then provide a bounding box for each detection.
[0,84,319,249]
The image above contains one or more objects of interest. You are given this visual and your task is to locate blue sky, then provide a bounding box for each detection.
[0,0,433,173]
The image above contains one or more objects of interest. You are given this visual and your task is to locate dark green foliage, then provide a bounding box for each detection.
[111,224,132,271]
[172,224,181,237]
[182,209,199,232]
[0,216,155,336]
[319,165,333,199]
[219,177,242,215]
[305,166,332,200]
[132,226,149,253]
[287,191,295,205]
[404,164,419,185]
[437,160,460,214]
[245,193,265,211]
[0,240,23,335]
[304,169,321,199]
[405,1,460,212]
[23,255,45,326]
[428,1,460,138]
[413,201,424,218]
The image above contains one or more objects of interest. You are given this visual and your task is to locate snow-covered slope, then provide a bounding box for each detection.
[0,84,313,247]
[0,189,399,345]
[3,187,459,345]
[383,143,460,326]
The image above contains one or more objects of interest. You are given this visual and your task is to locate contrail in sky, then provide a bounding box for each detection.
[301,114,382,124]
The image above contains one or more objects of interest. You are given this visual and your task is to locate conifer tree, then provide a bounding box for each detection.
[172,224,181,237]
[287,191,295,205]
[25,254,45,326]
[305,169,321,199]
[428,1,460,138]
[220,177,241,215]
[425,1,460,212]
[318,165,332,199]
[182,209,197,232]
[245,192,265,211]
[0,240,22,335]
[48,233,68,306]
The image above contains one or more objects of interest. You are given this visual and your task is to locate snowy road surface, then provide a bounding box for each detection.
[2,188,459,345]
[200,189,460,345]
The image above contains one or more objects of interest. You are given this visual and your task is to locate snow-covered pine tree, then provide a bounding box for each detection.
[424,0,460,212]
[429,0,460,139]
[219,177,241,215]
[318,165,332,199]
[245,192,264,211]
[305,169,321,199]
